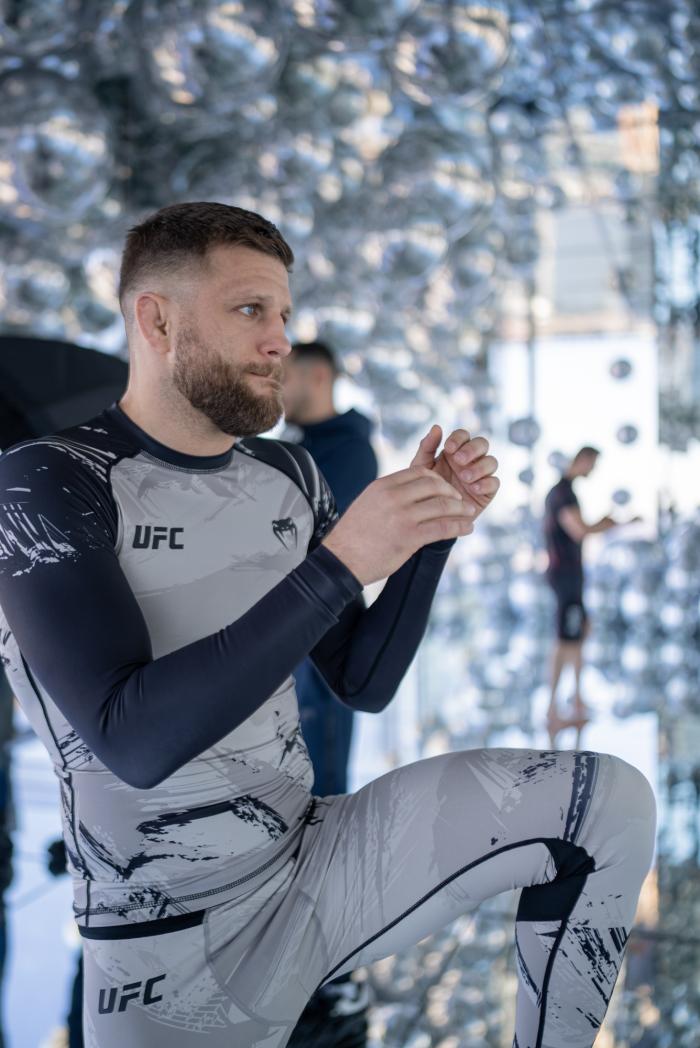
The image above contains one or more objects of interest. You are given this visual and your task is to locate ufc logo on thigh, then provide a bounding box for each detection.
[98,974,166,1014]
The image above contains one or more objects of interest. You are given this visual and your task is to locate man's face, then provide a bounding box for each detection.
[579,453,598,477]
[171,244,293,437]
[281,357,314,425]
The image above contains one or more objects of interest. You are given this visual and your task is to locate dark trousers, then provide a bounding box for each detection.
[68,953,84,1048]
[294,660,355,797]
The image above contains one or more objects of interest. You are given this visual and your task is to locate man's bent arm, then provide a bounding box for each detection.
[309,539,454,712]
[558,505,616,542]
[0,444,362,789]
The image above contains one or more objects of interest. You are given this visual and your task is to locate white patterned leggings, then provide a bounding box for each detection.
[82,749,656,1048]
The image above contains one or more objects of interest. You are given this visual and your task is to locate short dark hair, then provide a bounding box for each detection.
[573,445,600,462]
[118,201,294,313]
[290,340,340,376]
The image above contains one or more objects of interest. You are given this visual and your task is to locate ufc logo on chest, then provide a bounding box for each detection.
[132,525,185,550]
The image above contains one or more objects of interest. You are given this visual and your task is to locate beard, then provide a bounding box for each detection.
[172,325,283,437]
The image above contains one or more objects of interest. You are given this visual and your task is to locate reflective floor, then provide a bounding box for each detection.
[3,676,697,1047]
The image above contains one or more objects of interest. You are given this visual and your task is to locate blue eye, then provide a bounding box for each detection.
[239,304,260,317]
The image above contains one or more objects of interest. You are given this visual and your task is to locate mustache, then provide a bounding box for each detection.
[246,364,283,381]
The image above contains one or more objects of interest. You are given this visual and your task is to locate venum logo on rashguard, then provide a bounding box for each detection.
[132,525,185,550]
[98,974,166,1014]
[272,517,298,549]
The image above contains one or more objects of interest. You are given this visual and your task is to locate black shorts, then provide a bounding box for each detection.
[547,572,587,642]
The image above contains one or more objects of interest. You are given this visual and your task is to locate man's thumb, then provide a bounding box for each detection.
[411,424,442,466]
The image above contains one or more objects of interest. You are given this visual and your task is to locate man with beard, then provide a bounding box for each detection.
[0,202,655,1048]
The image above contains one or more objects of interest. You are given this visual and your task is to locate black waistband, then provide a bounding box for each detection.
[79,908,206,940]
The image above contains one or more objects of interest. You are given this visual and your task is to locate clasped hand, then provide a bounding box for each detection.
[410,424,500,522]
[322,423,500,586]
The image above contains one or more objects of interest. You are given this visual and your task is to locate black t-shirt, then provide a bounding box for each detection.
[544,477,582,576]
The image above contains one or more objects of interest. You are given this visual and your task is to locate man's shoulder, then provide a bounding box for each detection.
[237,437,335,532]
[237,435,314,469]
[237,436,320,493]
[547,477,575,501]
[544,481,560,508]
[558,479,578,506]
[0,412,137,490]
[547,477,568,492]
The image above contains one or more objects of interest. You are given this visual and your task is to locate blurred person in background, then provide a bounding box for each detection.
[282,341,378,798]
[544,446,620,743]
[282,341,378,1046]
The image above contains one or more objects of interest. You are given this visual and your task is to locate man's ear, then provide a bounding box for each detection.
[134,293,172,354]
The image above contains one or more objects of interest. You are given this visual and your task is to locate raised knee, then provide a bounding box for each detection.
[609,755,655,817]
[599,754,656,862]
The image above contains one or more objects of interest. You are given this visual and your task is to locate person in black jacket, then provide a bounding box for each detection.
[282,341,378,798]
[281,341,379,1048]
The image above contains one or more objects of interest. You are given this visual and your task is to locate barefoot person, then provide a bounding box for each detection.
[0,204,655,1048]
[544,446,622,742]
